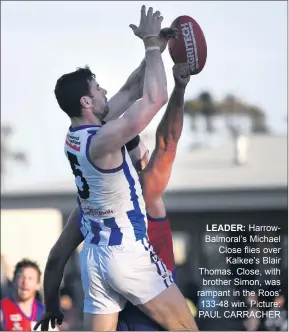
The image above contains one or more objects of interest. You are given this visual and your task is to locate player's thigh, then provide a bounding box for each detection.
[83,312,119,332]
[106,237,174,305]
[138,283,199,331]
[80,245,126,318]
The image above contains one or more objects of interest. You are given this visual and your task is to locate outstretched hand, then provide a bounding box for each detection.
[173,63,191,88]
[33,310,64,331]
[129,5,163,39]
[159,27,178,53]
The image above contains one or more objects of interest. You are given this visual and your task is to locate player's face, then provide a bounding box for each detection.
[89,80,109,120]
[15,267,40,301]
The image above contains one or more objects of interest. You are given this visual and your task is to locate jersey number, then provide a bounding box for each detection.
[67,151,90,199]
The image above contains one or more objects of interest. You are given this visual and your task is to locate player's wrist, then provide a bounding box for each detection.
[174,83,186,92]
[143,36,160,48]
[45,298,61,311]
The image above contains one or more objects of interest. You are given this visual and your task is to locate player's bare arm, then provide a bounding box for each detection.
[105,28,177,122]
[140,63,191,206]
[89,6,168,162]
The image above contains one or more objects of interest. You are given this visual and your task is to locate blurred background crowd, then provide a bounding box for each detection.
[1,1,287,331]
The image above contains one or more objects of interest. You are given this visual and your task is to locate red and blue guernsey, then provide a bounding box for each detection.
[147,215,177,282]
[1,297,44,331]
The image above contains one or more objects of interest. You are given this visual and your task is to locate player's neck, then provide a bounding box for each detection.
[71,111,102,128]
[13,294,35,315]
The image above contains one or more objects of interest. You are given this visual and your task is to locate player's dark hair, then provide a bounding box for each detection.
[13,259,41,282]
[54,66,96,118]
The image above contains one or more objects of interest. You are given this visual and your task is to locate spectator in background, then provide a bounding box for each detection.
[58,293,77,331]
[243,293,261,331]
[0,259,51,331]
[264,294,288,331]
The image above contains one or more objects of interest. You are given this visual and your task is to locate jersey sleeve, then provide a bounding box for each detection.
[147,216,175,274]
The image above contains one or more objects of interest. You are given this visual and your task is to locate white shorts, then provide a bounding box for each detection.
[80,237,174,314]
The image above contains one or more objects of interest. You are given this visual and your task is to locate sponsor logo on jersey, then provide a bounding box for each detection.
[9,314,22,322]
[66,134,80,151]
[83,207,114,216]
[80,200,114,216]
[12,322,23,330]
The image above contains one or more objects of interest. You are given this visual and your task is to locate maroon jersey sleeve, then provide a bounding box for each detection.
[147,215,175,272]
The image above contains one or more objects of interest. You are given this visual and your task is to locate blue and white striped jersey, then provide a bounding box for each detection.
[64,125,147,246]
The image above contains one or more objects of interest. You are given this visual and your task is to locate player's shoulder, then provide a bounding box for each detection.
[0,297,13,306]
[0,297,15,315]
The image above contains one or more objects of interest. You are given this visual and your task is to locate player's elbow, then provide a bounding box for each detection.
[146,87,168,108]
[152,90,168,107]
[46,246,63,270]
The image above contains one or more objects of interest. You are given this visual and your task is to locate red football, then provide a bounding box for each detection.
[168,15,207,75]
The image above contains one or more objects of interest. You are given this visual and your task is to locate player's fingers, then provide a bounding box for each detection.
[186,64,191,76]
[171,28,178,38]
[141,5,146,17]
[153,10,161,18]
[147,7,153,17]
[129,24,137,33]
[159,16,164,22]
[57,317,63,325]
[41,320,50,331]
[51,319,56,329]
[33,320,41,331]
[140,5,146,25]
[160,28,178,40]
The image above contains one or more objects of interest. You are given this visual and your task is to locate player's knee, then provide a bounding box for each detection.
[138,284,198,331]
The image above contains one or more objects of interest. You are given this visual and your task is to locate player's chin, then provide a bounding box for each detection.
[18,292,33,301]
[103,105,109,118]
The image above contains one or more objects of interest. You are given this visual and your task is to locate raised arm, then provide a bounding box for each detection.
[140,63,191,204]
[104,28,177,122]
[89,6,168,158]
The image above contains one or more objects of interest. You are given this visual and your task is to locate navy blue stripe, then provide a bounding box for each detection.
[85,131,125,173]
[141,239,169,288]
[104,218,123,245]
[164,276,169,287]
[172,267,178,283]
[169,271,175,284]
[147,213,167,222]
[123,152,146,241]
[69,125,101,132]
[90,219,102,245]
[160,261,169,287]
[161,260,174,284]
[141,238,149,251]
